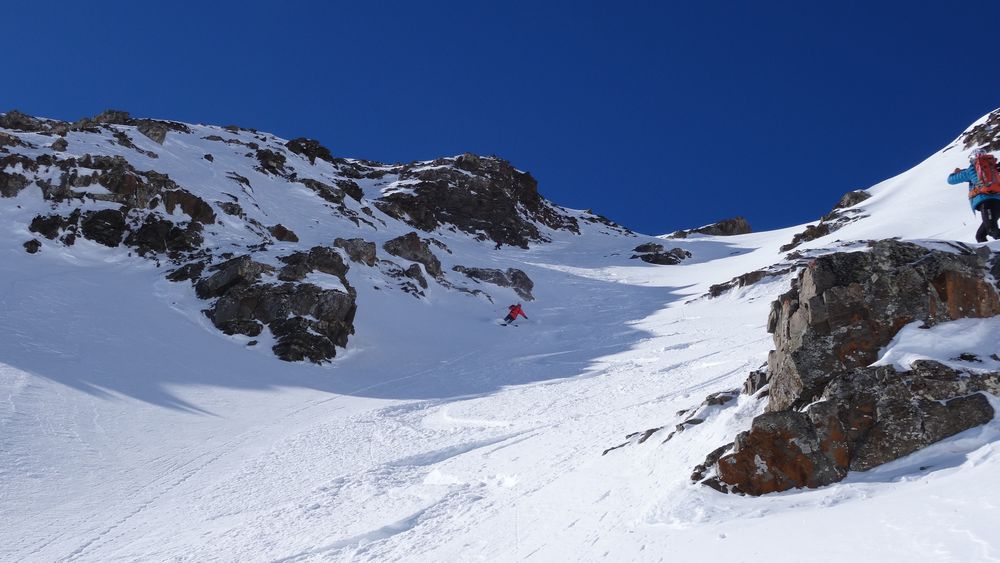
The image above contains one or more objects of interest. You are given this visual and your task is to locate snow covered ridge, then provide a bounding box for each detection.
[0,109,642,363]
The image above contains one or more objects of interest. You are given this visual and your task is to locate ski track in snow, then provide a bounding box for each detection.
[3,115,1000,561]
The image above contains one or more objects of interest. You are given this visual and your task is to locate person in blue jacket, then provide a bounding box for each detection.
[948,151,1000,242]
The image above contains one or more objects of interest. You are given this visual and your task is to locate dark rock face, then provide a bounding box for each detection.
[268,224,299,243]
[670,217,752,239]
[452,265,535,300]
[383,232,442,278]
[23,239,41,253]
[767,240,1000,412]
[81,209,127,247]
[698,240,1000,495]
[631,245,691,265]
[334,237,377,267]
[375,153,579,248]
[715,362,999,495]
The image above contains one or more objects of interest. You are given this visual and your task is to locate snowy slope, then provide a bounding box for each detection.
[2,110,1000,562]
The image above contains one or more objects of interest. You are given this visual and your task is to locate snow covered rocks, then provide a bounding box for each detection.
[700,240,1000,495]
[197,253,358,363]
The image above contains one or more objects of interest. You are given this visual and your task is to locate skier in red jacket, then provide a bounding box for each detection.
[503,303,527,325]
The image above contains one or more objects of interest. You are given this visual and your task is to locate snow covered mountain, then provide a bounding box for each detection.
[3,108,1000,561]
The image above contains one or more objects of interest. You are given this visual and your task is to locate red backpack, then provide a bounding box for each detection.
[971,153,1000,197]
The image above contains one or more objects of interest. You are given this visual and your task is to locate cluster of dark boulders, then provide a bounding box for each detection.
[696,240,1000,495]
[630,243,691,265]
[375,153,580,248]
[669,216,752,239]
[194,253,357,363]
[452,266,534,300]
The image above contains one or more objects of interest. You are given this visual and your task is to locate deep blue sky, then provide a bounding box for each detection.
[4,1,999,234]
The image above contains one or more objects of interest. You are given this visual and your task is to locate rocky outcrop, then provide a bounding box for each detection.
[194,254,357,362]
[23,239,41,254]
[696,240,1000,495]
[962,109,1000,151]
[766,240,1000,412]
[780,191,871,252]
[277,246,353,292]
[334,238,377,267]
[383,232,443,278]
[195,256,275,299]
[286,138,335,165]
[714,362,999,495]
[375,153,579,248]
[452,266,534,300]
[669,217,752,239]
[630,243,691,265]
[160,190,216,224]
[708,265,798,298]
[268,224,299,243]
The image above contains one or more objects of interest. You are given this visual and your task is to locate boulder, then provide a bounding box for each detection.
[285,138,335,165]
[451,265,535,300]
[195,255,274,299]
[161,190,216,224]
[277,246,352,293]
[51,138,68,152]
[268,224,299,243]
[23,239,41,254]
[383,232,442,278]
[671,217,752,238]
[632,247,691,265]
[334,237,377,267]
[80,209,127,247]
[136,120,168,144]
[632,242,664,253]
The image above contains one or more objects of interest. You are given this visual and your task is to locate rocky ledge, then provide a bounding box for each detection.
[694,239,1000,495]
